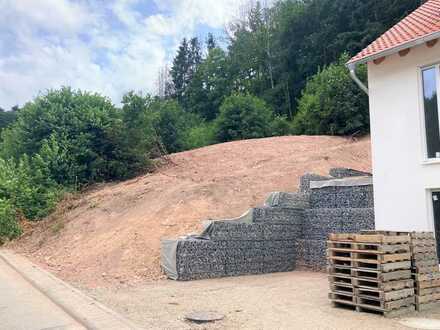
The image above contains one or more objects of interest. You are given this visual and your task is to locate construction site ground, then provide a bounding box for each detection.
[9,135,371,288]
[84,271,440,330]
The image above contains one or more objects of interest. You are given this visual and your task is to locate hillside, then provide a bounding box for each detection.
[10,136,371,288]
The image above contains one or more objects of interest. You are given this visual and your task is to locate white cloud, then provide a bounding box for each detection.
[0,0,252,109]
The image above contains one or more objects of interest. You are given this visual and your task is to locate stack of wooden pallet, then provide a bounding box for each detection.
[328,231,415,317]
[410,232,440,311]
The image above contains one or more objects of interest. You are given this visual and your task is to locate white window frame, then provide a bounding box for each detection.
[419,64,440,163]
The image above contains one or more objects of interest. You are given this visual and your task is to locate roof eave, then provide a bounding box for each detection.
[347,30,440,68]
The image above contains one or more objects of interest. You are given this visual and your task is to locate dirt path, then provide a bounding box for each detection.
[84,271,434,330]
[10,136,371,288]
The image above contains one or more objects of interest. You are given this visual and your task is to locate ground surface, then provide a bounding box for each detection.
[86,271,440,330]
[0,255,84,330]
[0,250,141,330]
[10,136,372,288]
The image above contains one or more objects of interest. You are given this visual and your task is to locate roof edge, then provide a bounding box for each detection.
[347,31,440,67]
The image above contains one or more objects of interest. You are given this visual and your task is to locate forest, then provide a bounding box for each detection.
[0,0,422,241]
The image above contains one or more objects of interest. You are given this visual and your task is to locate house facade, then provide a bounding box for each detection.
[348,0,440,239]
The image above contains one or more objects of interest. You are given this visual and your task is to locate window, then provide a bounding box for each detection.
[422,66,440,159]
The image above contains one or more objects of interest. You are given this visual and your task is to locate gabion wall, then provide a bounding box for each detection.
[161,168,375,280]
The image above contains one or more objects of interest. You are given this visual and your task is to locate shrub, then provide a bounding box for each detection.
[0,199,21,244]
[1,87,149,185]
[0,157,61,220]
[151,100,200,153]
[292,54,369,135]
[215,94,273,142]
[183,122,217,150]
[270,116,293,136]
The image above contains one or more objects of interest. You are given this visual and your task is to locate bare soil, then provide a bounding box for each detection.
[10,135,372,288]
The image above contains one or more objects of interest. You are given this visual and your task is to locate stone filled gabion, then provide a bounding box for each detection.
[309,185,374,209]
[328,167,372,178]
[161,171,376,281]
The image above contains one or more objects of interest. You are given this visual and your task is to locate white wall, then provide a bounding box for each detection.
[368,42,440,231]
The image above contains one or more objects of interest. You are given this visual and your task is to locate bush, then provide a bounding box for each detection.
[1,87,149,185]
[0,157,61,220]
[0,199,21,244]
[183,122,217,149]
[270,116,293,136]
[151,100,200,153]
[215,94,273,142]
[292,54,369,135]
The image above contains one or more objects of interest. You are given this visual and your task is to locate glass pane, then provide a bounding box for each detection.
[422,67,440,158]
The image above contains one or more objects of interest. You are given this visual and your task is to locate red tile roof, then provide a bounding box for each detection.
[348,0,440,65]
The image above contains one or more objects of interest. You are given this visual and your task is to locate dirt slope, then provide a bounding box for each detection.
[11,136,371,288]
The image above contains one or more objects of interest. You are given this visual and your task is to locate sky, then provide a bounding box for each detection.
[0,0,252,109]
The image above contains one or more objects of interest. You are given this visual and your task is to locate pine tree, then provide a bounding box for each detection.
[206,33,216,51]
[170,38,190,101]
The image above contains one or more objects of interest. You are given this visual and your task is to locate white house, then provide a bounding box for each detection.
[347,0,440,245]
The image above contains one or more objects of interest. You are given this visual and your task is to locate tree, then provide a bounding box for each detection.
[1,87,150,185]
[292,54,369,136]
[206,33,216,51]
[185,47,231,120]
[151,100,199,153]
[215,94,273,142]
[170,38,190,101]
[0,106,18,133]
[170,37,202,102]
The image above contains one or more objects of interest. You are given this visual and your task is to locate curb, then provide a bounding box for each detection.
[0,249,143,330]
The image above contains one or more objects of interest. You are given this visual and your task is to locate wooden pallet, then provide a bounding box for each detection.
[328,274,353,286]
[413,272,440,282]
[357,295,415,311]
[329,233,410,244]
[357,304,415,318]
[415,292,440,304]
[416,300,440,312]
[410,232,435,240]
[416,279,440,290]
[353,278,414,292]
[355,287,414,302]
[412,252,438,262]
[352,269,411,282]
[327,241,410,254]
[416,286,440,296]
[328,265,351,276]
[329,292,356,303]
[328,258,411,273]
[328,250,410,262]
[411,245,438,254]
[410,239,436,247]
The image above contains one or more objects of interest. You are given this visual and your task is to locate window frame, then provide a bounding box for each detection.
[419,63,440,163]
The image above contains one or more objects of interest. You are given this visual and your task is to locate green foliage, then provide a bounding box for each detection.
[215,94,273,142]
[270,116,293,136]
[0,157,61,220]
[185,48,231,120]
[1,87,148,185]
[170,37,202,101]
[293,55,369,135]
[0,199,21,244]
[151,100,199,153]
[0,107,18,134]
[270,0,420,117]
[183,122,217,150]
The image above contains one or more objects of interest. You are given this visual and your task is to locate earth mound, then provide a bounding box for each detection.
[11,135,371,288]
